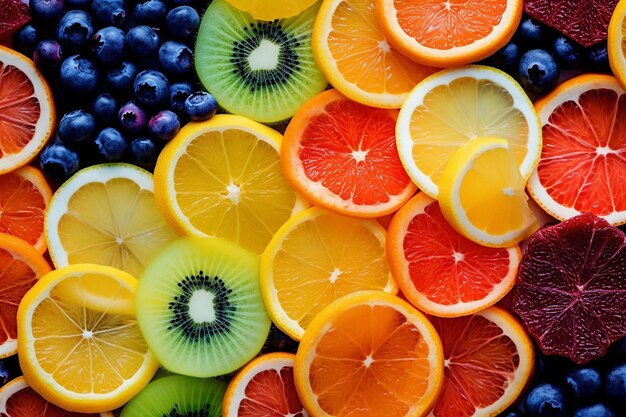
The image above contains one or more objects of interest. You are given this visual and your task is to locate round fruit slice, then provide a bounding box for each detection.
[427,307,535,417]
[223,352,306,417]
[0,166,52,253]
[17,264,159,413]
[387,192,520,317]
[512,213,626,364]
[0,376,114,417]
[225,0,317,20]
[45,163,177,279]
[375,0,523,67]
[135,237,271,378]
[312,0,436,108]
[0,233,50,359]
[396,65,542,199]
[609,0,626,90]
[261,207,397,340]
[294,291,444,417]
[0,45,55,174]
[195,0,327,123]
[527,73,626,226]
[282,89,416,217]
[154,114,305,255]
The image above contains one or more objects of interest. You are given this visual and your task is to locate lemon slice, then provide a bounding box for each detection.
[438,137,539,248]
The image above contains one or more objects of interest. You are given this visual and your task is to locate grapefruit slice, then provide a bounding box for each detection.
[512,213,626,364]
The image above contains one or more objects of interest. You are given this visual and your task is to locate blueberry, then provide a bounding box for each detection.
[12,24,40,58]
[524,383,568,417]
[93,128,127,161]
[169,81,193,113]
[133,0,168,26]
[60,55,99,94]
[515,16,549,49]
[148,110,180,141]
[91,93,117,122]
[165,6,200,40]
[566,367,602,401]
[552,35,583,68]
[518,49,559,95]
[33,39,63,70]
[185,91,218,121]
[0,360,8,386]
[125,26,160,59]
[489,41,521,73]
[105,61,138,92]
[118,101,147,134]
[129,137,159,169]
[91,26,126,65]
[91,0,126,26]
[605,364,626,407]
[158,41,193,75]
[56,10,94,49]
[573,404,616,417]
[29,0,65,22]
[39,142,80,183]
[58,109,97,147]
[66,0,91,9]
[133,70,169,106]
[586,41,611,73]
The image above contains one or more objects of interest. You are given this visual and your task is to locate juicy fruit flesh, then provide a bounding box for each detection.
[0,171,46,248]
[4,383,103,417]
[238,366,304,417]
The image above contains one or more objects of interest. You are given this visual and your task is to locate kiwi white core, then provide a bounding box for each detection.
[247,39,280,71]
[188,289,216,323]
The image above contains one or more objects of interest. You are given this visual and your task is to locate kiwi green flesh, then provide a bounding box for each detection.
[135,237,271,378]
[120,375,227,417]
[194,0,327,123]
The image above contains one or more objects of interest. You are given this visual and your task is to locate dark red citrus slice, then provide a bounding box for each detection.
[0,0,30,46]
[512,212,626,364]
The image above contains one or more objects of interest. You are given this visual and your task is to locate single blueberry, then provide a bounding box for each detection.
[93,128,127,161]
[165,6,200,40]
[58,109,97,147]
[518,49,559,95]
[91,93,117,122]
[91,26,126,65]
[586,41,611,73]
[105,61,138,92]
[66,0,91,9]
[56,10,94,49]
[169,81,193,113]
[524,383,568,417]
[552,35,583,68]
[515,16,549,49]
[91,0,126,26]
[566,367,602,401]
[118,101,148,134]
[133,0,168,26]
[185,91,218,121]
[158,41,192,75]
[125,26,160,59]
[148,110,180,141]
[129,137,159,169]
[605,364,626,407]
[573,404,616,417]
[29,0,65,22]
[12,24,40,58]
[33,39,63,70]
[133,70,169,106]
[60,55,99,94]
[489,41,521,73]
[39,142,80,183]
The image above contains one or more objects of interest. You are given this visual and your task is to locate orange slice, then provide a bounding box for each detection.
[387,192,520,317]
[281,89,417,218]
[312,0,437,108]
[609,0,626,91]
[0,45,55,174]
[294,291,444,417]
[0,166,52,253]
[375,0,523,67]
[428,307,535,417]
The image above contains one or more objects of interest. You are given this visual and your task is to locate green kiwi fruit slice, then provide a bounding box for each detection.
[135,237,271,377]
[120,374,227,417]
[194,0,327,123]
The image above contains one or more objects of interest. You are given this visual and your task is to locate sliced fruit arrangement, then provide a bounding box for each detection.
[609,0,626,89]
[225,0,318,20]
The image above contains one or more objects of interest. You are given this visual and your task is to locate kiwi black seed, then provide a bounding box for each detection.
[194,0,327,123]
[135,236,271,377]
[120,374,227,417]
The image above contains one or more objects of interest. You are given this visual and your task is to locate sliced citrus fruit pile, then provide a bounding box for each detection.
[312,0,436,108]
[387,192,520,317]
[294,291,444,417]
[225,0,318,20]
[0,45,55,174]
[17,263,160,412]
[261,207,396,340]
[428,306,535,416]
[375,0,523,67]
[154,114,305,254]
[281,89,416,217]
[527,73,626,226]
[223,352,306,417]
[396,65,542,199]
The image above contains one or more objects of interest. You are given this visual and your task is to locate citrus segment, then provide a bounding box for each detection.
[294,291,444,417]
[224,0,318,20]
[312,0,437,108]
[375,0,523,67]
[387,192,520,317]
[281,89,416,217]
[609,0,626,90]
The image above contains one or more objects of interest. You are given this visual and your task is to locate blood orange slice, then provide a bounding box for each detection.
[281,89,417,218]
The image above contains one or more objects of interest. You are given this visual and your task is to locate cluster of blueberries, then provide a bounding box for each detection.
[13,0,217,184]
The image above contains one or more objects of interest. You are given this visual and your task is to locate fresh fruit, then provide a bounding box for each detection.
[518,49,560,94]
[45,163,177,278]
[12,23,39,57]
[92,26,126,65]
[574,404,616,417]
[134,70,169,107]
[428,307,535,417]
[566,368,603,401]
[132,0,168,26]
[56,10,94,49]
[512,213,626,364]
[396,65,542,199]
[294,291,444,417]
[29,0,66,22]
[311,0,436,108]
[261,207,397,340]
[118,101,148,134]
[605,364,626,407]
[0,45,55,174]
[17,263,160,412]
[120,374,227,417]
[58,109,97,147]
[128,137,159,169]
[225,0,318,20]
[154,114,305,254]
[165,6,200,40]
[524,383,569,417]
[438,137,539,247]
[91,0,127,26]
[60,54,99,94]
[223,352,306,417]
[184,91,218,121]
[527,74,626,225]
[135,237,271,377]
[0,166,52,253]
[39,142,80,184]
[194,0,327,123]
[514,16,550,48]
[158,41,192,76]
[0,0,31,45]
[105,61,138,93]
[489,41,522,73]
[148,110,180,141]
[33,39,62,70]
[0,233,51,359]
[125,25,160,59]
[93,127,127,162]
[609,0,626,89]
[587,40,611,72]
[375,0,523,67]
[553,35,584,68]
[169,81,192,113]
[386,192,520,317]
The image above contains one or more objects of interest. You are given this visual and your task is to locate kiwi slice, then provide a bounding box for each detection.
[120,375,227,417]
[194,0,327,123]
[135,237,271,377]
